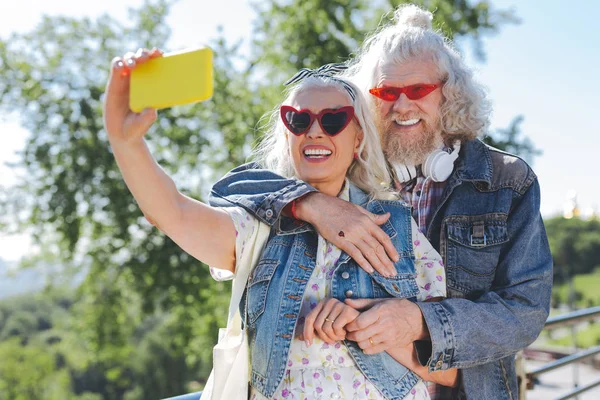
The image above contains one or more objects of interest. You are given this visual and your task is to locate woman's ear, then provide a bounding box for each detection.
[354,129,364,153]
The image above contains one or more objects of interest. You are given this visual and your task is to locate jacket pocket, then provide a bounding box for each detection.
[246,259,279,325]
[444,214,508,298]
[371,273,420,299]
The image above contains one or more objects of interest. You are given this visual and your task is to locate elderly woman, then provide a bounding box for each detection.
[103,49,456,400]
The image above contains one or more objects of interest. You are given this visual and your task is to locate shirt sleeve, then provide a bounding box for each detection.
[411,217,446,301]
[208,206,258,282]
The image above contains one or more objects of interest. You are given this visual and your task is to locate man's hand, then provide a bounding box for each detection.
[295,193,399,276]
[344,298,429,355]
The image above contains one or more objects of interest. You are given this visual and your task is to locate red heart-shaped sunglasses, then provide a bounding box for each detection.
[280,105,356,136]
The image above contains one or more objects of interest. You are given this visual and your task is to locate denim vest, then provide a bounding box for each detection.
[244,183,421,399]
[209,139,553,400]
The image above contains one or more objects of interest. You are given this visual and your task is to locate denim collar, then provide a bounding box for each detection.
[348,180,370,207]
[452,139,493,185]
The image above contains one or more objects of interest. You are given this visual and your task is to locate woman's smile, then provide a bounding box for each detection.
[302,144,333,162]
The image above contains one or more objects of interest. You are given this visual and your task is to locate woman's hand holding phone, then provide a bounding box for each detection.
[103,47,163,146]
[104,46,213,146]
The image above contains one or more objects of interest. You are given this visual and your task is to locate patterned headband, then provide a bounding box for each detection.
[283,63,357,101]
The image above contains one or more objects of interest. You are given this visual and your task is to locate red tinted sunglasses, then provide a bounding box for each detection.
[369,83,440,101]
[280,105,356,136]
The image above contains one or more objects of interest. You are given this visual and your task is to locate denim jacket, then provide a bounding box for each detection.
[244,183,422,399]
[209,139,553,400]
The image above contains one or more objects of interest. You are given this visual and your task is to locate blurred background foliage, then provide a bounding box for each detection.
[0,0,585,398]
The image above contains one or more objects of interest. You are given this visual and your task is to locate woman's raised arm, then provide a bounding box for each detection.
[102,48,236,272]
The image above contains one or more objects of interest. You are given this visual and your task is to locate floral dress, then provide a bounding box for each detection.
[211,184,446,400]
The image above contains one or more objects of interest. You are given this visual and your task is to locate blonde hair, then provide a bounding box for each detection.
[344,4,491,141]
[252,76,395,200]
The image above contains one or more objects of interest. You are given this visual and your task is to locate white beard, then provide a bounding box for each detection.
[378,114,444,166]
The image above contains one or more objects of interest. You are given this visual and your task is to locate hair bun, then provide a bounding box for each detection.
[394,4,433,30]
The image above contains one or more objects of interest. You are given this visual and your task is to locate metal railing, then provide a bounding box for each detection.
[522,306,600,399]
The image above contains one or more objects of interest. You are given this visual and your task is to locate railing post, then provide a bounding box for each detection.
[516,349,527,399]
[525,305,600,398]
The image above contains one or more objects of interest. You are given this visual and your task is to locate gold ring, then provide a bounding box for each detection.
[325,318,335,323]
[369,337,374,345]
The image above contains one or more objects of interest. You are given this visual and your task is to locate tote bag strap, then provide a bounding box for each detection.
[226,221,271,332]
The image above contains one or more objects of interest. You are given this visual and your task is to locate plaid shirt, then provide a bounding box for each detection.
[395,167,460,399]
[396,167,446,236]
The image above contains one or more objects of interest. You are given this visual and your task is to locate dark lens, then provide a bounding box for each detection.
[406,84,437,100]
[380,88,399,101]
[321,111,348,135]
[406,85,427,99]
[285,111,311,134]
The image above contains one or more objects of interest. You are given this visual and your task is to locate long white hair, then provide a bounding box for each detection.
[344,4,492,142]
[252,75,395,200]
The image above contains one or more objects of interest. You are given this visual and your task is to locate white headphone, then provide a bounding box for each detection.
[393,141,461,183]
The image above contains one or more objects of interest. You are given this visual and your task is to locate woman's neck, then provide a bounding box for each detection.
[309,179,346,197]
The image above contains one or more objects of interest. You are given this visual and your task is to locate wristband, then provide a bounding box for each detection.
[290,198,300,219]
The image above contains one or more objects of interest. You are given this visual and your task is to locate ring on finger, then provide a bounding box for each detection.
[369,337,374,345]
[325,318,335,323]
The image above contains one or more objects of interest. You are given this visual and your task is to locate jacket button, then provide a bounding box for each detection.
[345,290,353,297]
[265,209,274,218]
[341,271,350,279]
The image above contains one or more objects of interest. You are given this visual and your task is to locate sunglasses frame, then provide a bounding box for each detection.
[369,83,441,101]
[280,105,356,136]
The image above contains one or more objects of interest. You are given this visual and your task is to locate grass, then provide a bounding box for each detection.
[545,322,600,348]
[542,269,600,348]
[553,268,600,309]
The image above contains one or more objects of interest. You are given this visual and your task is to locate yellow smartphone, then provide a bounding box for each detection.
[129,46,213,112]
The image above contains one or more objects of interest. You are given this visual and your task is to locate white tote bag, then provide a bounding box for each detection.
[201,220,271,400]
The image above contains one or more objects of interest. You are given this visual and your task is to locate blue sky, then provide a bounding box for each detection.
[1,0,599,261]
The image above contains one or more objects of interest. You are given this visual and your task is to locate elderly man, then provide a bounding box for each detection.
[209,4,552,399]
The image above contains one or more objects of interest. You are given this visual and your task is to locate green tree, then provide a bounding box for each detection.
[251,0,519,84]
[482,115,542,165]
[0,311,38,342]
[545,216,600,282]
[0,336,76,400]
